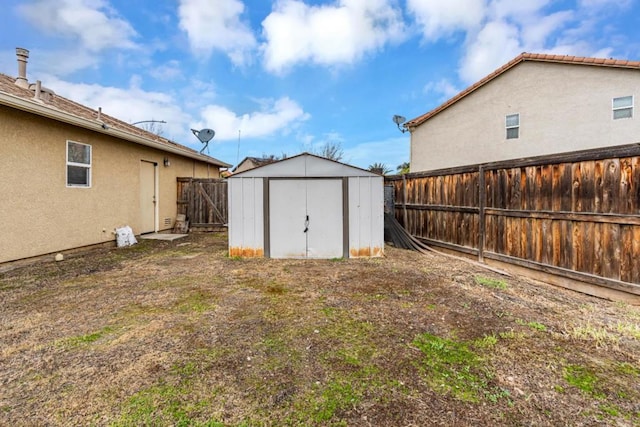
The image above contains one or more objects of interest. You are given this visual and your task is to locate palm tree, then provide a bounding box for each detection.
[397,162,410,174]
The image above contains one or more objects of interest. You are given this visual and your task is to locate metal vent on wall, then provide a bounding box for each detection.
[164,217,172,227]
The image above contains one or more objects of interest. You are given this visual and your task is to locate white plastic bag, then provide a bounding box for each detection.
[115,226,138,247]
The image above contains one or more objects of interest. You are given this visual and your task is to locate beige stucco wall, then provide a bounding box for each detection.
[0,106,222,263]
[411,62,640,171]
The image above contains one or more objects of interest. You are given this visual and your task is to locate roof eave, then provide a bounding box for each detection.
[0,91,231,168]
[406,52,640,128]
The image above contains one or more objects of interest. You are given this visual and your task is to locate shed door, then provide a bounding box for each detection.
[140,161,156,234]
[269,179,343,259]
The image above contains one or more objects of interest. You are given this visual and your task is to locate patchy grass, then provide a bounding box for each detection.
[1,232,639,426]
[564,365,604,399]
[57,326,117,348]
[475,275,508,290]
[412,333,510,404]
[516,319,547,331]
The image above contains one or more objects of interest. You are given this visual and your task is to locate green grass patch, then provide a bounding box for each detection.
[290,365,382,424]
[474,276,508,290]
[412,333,509,404]
[111,382,220,427]
[598,403,620,417]
[112,357,227,427]
[473,334,498,349]
[58,326,116,348]
[564,365,604,398]
[516,319,547,331]
[616,321,640,339]
[615,362,640,377]
[321,306,337,317]
[313,379,360,422]
[176,291,216,314]
[498,330,525,340]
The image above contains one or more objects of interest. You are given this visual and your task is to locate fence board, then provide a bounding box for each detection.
[176,178,228,230]
[602,159,621,213]
[386,143,640,297]
[561,220,572,270]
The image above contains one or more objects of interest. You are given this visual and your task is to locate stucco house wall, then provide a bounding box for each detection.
[409,55,639,172]
[0,104,226,263]
[0,47,230,263]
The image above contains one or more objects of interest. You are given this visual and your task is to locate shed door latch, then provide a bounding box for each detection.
[303,215,309,233]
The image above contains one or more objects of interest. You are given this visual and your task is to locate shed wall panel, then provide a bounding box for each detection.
[228,177,264,257]
[348,177,384,257]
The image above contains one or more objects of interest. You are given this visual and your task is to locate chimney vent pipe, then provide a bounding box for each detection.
[15,47,29,89]
[34,80,42,101]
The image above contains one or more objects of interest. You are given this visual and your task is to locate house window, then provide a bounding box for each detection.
[613,96,633,119]
[506,113,519,139]
[66,141,91,187]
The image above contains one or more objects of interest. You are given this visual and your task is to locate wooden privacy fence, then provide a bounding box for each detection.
[177,178,228,231]
[385,143,640,298]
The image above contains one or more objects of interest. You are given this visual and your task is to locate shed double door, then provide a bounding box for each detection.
[269,179,344,259]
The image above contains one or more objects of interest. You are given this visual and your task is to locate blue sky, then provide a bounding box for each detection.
[1,0,639,171]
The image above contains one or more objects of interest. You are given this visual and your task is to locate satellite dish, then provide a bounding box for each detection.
[392,115,409,133]
[191,128,216,153]
[392,115,406,125]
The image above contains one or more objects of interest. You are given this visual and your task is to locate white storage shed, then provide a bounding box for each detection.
[228,153,384,259]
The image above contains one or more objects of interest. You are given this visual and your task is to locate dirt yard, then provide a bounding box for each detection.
[1,233,639,426]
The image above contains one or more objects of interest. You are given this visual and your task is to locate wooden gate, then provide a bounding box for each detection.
[177,178,227,231]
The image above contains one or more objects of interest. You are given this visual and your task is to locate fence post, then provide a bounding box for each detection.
[478,166,485,262]
[402,174,408,228]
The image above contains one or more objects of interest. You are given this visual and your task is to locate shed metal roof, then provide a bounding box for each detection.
[229,153,381,178]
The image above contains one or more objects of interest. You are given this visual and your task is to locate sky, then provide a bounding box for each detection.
[1,0,639,171]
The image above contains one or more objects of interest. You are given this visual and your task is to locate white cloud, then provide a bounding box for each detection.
[261,0,406,73]
[488,0,551,21]
[423,78,460,101]
[520,11,573,47]
[149,60,184,81]
[178,0,256,66]
[457,2,577,83]
[407,0,486,40]
[17,0,137,51]
[198,97,310,140]
[459,20,521,83]
[406,0,625,87]
[45,77,192,138]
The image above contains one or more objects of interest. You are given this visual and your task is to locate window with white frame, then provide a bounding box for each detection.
[66,141,91,187]
[613,96,633,119]
[506,113,520,139]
